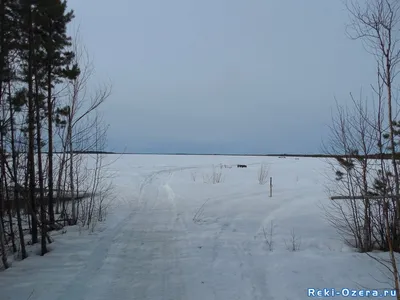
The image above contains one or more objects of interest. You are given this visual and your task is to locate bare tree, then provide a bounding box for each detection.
[323,1,400,296]
[26,0,38,245]
[0,215,9,269]
[346,0,400,247]
[53,28,112,227]
[323,96,378,252]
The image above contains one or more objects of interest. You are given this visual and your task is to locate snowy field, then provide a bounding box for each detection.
[0,154,395,300]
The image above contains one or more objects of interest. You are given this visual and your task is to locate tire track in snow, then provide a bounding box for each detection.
[124,167,189,299]
[160,178,189,300]
[54,209,138,300]
[252,192,300,242]
[207,217,272,300]
[192,182,275,298]
[238,241,272,300]
[54,168,176,300]
[138,164,211,207]
[133,167,190,299]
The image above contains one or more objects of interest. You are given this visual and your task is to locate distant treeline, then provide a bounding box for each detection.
[26,150,118,154]
[105,152,397,159]
[8,151,398,158]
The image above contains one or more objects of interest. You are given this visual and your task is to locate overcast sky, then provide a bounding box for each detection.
[67,0,376,154]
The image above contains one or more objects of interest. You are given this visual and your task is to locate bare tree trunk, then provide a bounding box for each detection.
[0,213,9,269]
[5,197,16,254]
[0,0,5,101]
[2,147,16,254]
[27,0,37,244]
[47,76,55,227]
[10,82,27,258]
[55,152,65,214]
[384,200,400,299]
[55,150,66,214]
[68,111,76,224]
[385,60,400,249]
[34,68,47,255]
[0,0,10,268]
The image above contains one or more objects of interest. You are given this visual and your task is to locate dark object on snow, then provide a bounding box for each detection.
[237,164,247,168]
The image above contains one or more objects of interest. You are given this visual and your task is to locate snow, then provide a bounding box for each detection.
[0,154,397,299]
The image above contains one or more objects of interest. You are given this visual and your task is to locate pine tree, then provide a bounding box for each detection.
[2,0,31,255]
[34,0,78,227]
[26,0,38,245]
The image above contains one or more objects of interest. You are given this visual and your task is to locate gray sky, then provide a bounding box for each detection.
[67,0,376,154]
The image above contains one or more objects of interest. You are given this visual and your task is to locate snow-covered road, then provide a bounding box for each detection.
[60,167,272,300]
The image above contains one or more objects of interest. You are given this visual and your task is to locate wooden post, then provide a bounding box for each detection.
[269,177,272,197]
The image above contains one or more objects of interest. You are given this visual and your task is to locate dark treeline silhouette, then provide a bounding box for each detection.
[0,0,111,270]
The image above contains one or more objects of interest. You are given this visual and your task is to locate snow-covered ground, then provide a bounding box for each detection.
[0,154,396,299]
